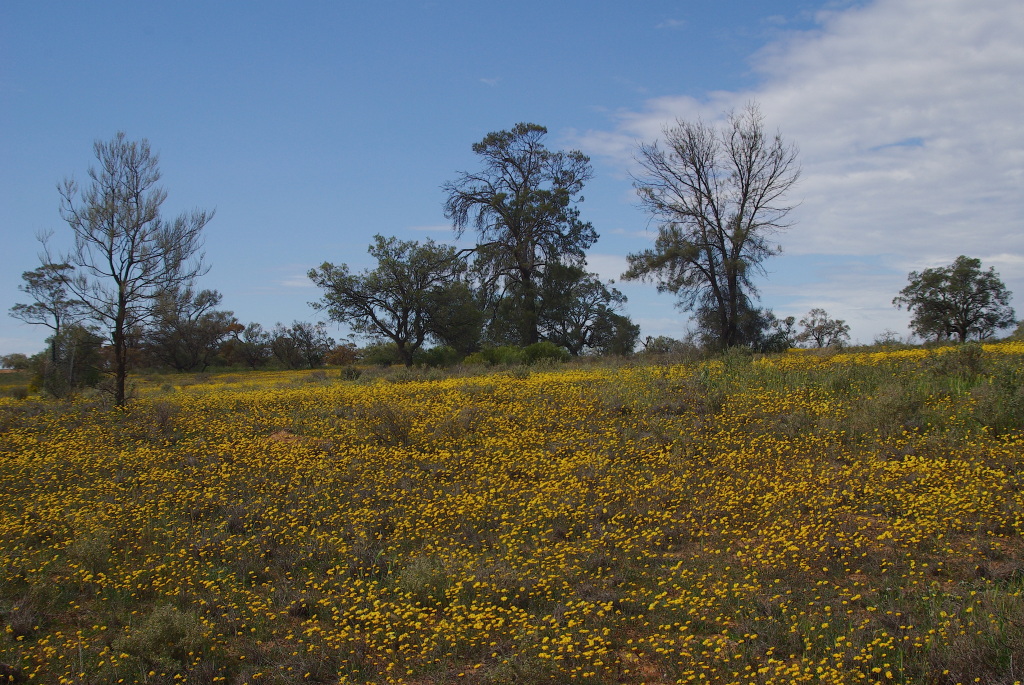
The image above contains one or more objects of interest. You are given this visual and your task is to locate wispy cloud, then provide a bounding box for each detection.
[279,273,314,288]
[575,0,1024,339]
[479,77,500,87]
[655,19,685,30]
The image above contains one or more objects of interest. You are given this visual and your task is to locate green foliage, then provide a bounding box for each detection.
[796,308,850,348]
[463,345,526,366]
[310,235,469,366]
[423,282,484,357]
[111,604,209,673]
[523,341,570,364]
[444,123,596,346]
[4,385,30,400]
[143,287,236,371]
[1,353,32,371]
[537,263,638,356]
[462,343,568,367]
[9,262,85,337]
[692,302,795,352]
[269,321,334,369]
[360,341,403,366]
[32,324,104,398]
[894,255,1015,342]
[230,322,272,369]
[415,345,462,368]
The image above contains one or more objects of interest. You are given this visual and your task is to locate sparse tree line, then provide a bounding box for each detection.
[7,107,1017,404]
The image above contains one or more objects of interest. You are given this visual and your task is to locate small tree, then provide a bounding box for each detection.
[269,322,334,369]
[537,264,639,356]
[269,323,303,369]
[230,323,272,369]
[289,321,335,369]
[37,324,104,396]
[754,312,797,353]
[9,262,91,395]
[144,288,235,371]
[44,132,213,404]
[893,256,1015,342]
[1,353,32,371]
[309,235,470,367]
[623,103,800,350]
[10,263,86,351]
[796,308,850,348]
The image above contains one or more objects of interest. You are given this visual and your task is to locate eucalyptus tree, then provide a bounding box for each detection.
[796,308,851,348]
[309,235,474,367]
[894,256,1015,342]
[443,123,596,345]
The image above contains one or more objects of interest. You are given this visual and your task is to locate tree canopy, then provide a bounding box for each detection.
[893,255,1015,342]
[309,236,474,367]
[796,308,850,348]
[443,123,597,346]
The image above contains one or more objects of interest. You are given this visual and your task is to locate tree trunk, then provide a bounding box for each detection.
[113,296,128,406]
[396,341,413,367]
[520,270,540,346]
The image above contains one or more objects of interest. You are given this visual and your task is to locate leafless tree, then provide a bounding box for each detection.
[45,132,212,405]
[623,103,800,349]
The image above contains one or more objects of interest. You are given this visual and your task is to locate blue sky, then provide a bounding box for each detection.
[3,0,1022,355]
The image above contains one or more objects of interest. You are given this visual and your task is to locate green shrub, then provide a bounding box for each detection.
[487,346,526,365]
[361,342,402,366]
[524,341,570,364]
[340,366,363,381]
[111,604,209,672]
[5,386,29,400]
[416,345,462,368]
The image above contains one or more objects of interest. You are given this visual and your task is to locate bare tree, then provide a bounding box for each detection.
[623,103,800,349]
[443,123,596,345]
[45,132,213,405]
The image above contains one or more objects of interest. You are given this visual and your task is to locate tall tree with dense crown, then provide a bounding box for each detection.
[443,123,597,345]
[893,255,1015,342]
[623,103,800,349]
[44,132,213,405]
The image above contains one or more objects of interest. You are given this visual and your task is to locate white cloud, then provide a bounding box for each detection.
[479,77,500,87]
[575,0,1024,342]
[583,253,629,283]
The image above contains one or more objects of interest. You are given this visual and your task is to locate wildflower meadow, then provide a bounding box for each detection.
[1,343,1023,684]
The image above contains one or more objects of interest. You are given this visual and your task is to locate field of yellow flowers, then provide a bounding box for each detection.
[2,343,1023,684]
